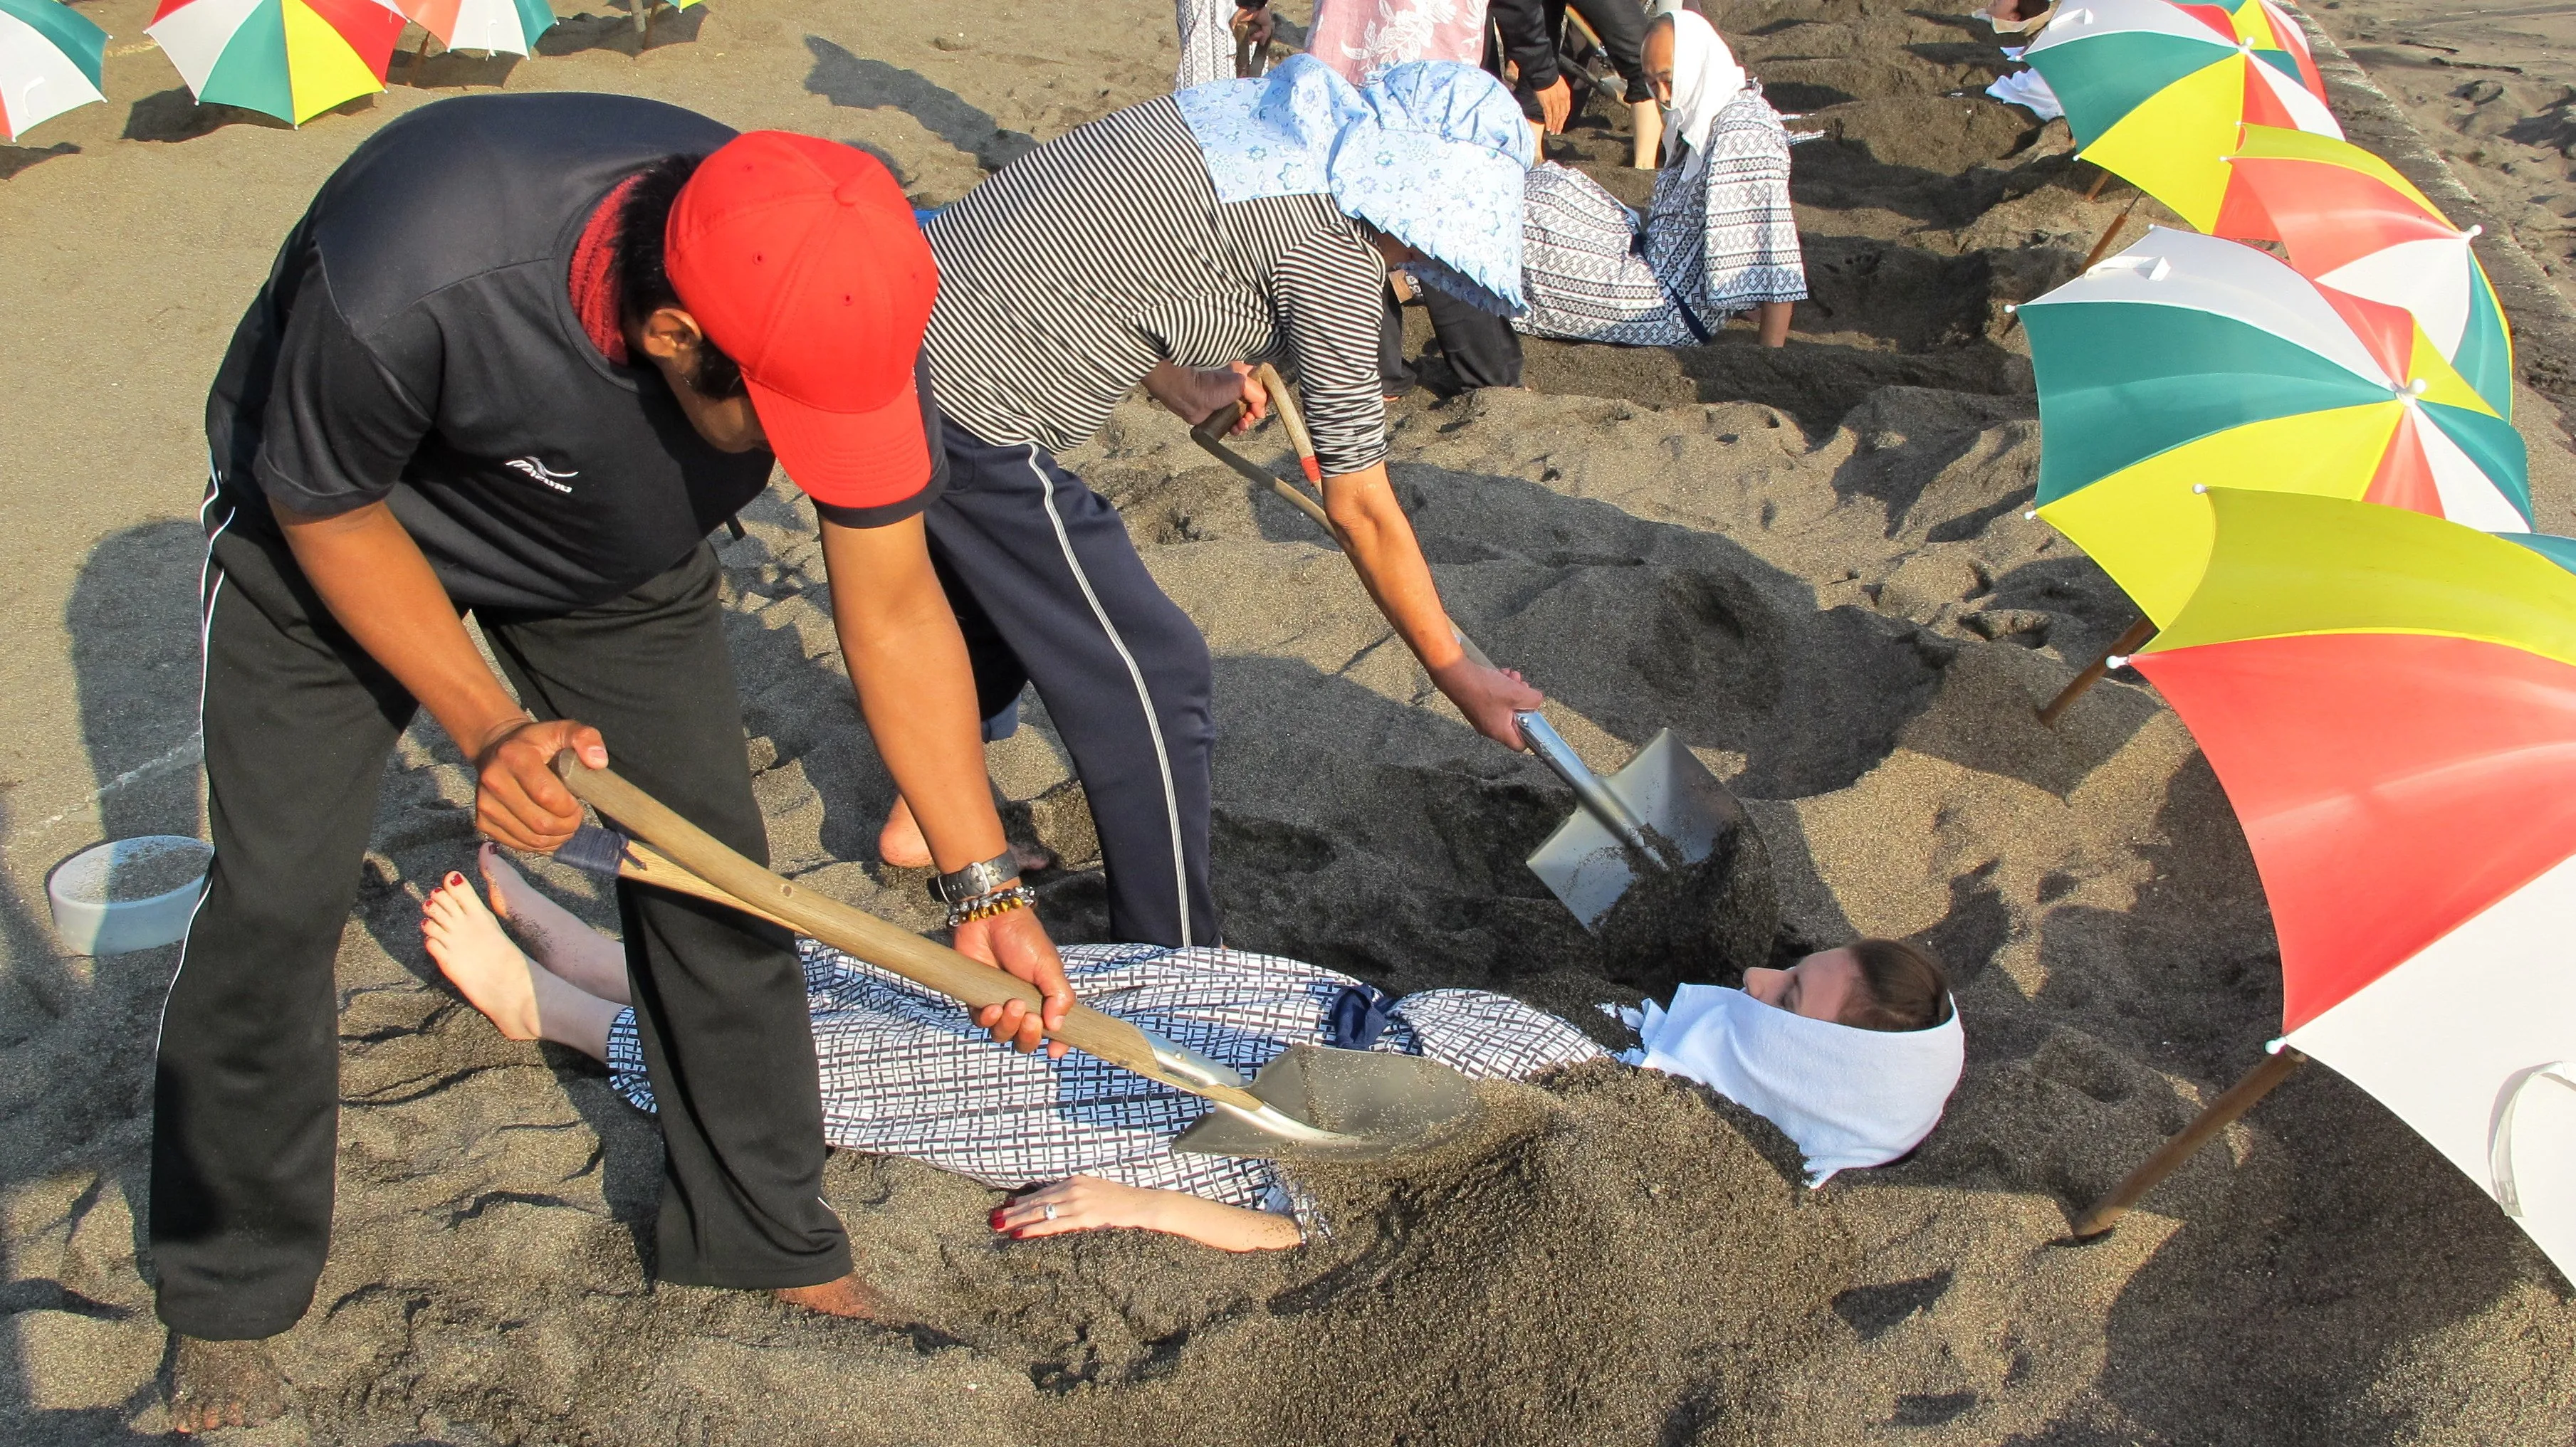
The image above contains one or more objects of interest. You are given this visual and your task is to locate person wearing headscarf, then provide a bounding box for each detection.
[888,57,1545,952]
[1512,8,1805,350]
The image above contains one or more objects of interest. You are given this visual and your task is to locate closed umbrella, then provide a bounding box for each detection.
[0,0,107,142]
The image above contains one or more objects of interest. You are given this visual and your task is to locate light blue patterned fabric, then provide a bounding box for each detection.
[1175,54,1534,314]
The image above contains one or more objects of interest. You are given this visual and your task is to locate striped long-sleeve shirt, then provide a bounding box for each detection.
[922,95,1393,477]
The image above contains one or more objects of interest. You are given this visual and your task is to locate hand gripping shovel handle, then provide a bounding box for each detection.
[1191,401,1340,540]
[549,755,1270,1116]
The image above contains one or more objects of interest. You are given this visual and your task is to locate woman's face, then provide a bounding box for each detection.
[1742,947,1863,1023]
[1644,21,1677,108]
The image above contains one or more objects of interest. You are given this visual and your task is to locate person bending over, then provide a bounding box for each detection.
[879,56,1545,950]
[424,850,1964,1248]
[159,95,1073,1432]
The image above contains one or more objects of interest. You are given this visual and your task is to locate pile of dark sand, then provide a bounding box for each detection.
[6,0,2576,1442]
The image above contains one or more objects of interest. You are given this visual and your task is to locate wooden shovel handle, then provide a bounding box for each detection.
[1193,403,1340,538]
[1189,399,1500,675]
[1255,362,1324,485]
[553,757,1266,1114]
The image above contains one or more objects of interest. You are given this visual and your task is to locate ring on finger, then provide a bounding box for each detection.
[1042,1203,1058,1221]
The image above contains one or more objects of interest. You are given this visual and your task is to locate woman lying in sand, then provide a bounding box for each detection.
[423,848,1960,1249]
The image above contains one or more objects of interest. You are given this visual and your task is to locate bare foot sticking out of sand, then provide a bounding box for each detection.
[167,1335,288,1434]
[478,843,628,1002]
[877,796,1056,876]
[775,1273,891,1320]
[423,872,546,1040]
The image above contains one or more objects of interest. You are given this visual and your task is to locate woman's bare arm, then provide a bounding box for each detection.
[993,1176,1302,1252]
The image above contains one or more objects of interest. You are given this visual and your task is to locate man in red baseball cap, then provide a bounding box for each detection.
[163,93,1070,1430]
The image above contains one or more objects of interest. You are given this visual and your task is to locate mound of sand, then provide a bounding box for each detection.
[6,0,2576,1443]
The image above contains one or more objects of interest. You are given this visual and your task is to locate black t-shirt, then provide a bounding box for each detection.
[207,92,943,614]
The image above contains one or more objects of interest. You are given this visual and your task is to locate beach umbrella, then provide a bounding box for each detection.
[2199,0,2322,99]
[146,0,407,126]
[2214,124,2514,419]
[0,0,107,142]
[2024,0,2340,229]
[2080,487,2576,1283]
[392,0,554,56]
[2016,226,2528,630]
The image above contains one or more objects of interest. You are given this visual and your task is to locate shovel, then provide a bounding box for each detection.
[1188,381,1771,964]
[545,755,1478,1163]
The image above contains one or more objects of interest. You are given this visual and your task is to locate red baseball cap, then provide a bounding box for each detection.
[665,132,938,509]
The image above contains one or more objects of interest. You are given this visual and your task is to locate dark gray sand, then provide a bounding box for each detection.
[4,0,2575,1442]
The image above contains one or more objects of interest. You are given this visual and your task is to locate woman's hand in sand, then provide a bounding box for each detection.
[1428,656,1546,749]
[1144,360,1267,433]
[993,1177,1302,1251]
[956,905,1074,1058]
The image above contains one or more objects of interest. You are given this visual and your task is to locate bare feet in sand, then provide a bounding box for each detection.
[876,796,1055,877]
[167,1335,288,1434]
[775,1273,890,1320]
[476,843,628,1001]
[422,871,547,1040]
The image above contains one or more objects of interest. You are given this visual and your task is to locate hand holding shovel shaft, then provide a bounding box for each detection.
[550,754,1269,1115]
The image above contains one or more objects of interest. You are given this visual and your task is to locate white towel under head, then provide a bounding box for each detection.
[1624,984,1965,1185]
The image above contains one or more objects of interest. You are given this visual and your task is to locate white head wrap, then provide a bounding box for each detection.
[1657,9,1748,170]
[1627,983,1964,1186]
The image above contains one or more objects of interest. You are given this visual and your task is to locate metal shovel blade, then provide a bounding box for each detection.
[1527,728,1747,931]
[1171,1043,1481,1163]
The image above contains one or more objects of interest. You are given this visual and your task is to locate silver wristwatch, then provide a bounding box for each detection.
[929,849,1020,905]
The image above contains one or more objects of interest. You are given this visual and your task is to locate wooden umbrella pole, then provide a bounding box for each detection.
[2070,1048,2305,1238]
[2079,192,2146,273]
[2083,166,2112,202]
[2037,614,2157,725]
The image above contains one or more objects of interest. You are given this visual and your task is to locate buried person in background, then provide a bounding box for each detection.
[876,57,1546,947]
[1435,6,1804,379]
[420,852,1954,1250]
[160,95,1073,1432]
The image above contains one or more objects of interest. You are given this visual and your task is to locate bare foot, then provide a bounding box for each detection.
[878,799,1056,876]
[775,1273,890,1320]
[479,843,629,1002]
[422,871,544,1041]
[167,1335,288,1434]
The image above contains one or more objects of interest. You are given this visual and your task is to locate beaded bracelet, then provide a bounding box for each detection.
[945,883,1035,930]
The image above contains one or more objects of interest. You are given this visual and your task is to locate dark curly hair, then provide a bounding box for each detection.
[616,153,745,399]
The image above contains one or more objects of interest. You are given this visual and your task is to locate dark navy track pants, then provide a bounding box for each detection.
[923,420,1219,948]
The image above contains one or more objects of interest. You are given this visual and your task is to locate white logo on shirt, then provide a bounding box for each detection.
[505,457,579,493]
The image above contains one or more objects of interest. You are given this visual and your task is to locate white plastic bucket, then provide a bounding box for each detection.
[46,836,213,957]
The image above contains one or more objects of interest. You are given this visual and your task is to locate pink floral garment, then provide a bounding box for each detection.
[1305,0,1487,85]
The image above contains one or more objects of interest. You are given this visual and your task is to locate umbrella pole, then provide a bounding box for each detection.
[2083,167,2112,202]
[2070,1048,2305,1238]
[2078,192,2145,273]
[2037,614,2156,725]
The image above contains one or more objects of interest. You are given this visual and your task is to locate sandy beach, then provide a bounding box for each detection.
[2,0,2572,1441]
